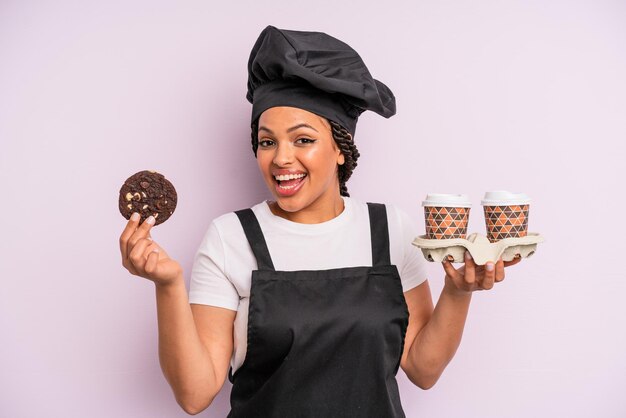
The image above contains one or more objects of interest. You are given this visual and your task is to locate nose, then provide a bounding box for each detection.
[272,141,294,166]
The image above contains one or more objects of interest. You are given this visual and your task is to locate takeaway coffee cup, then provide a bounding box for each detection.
[481,191,531,243]
[421,194,472,239]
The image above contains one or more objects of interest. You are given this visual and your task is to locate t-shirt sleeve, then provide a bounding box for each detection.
[188,220,240,311]
[396,206,429,292]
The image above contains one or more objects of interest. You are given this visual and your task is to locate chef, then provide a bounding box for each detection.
[119,24,521,418]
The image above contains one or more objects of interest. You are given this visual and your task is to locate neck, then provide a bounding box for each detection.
[268,192,345,224]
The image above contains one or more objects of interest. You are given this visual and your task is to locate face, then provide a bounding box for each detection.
[256,106,346,214]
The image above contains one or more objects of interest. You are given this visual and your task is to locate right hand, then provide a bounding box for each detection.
[119,213,183,287]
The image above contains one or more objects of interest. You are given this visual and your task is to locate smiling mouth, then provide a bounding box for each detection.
[275,174,307,184]
[275,174,307,189]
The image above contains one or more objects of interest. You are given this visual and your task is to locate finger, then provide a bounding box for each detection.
[122,255,140,275]
[119,212,141,261]
[442,259,464,284]
[463,250,475,285]
[442,259,459,278]
[126,241,157,276]
[127,215,156,259]
[142,241,159,259]
[144,248,160,275]
[129,237,153,271]
[482,260,496,290]
[503,256,522,268]
[495,258,505,282]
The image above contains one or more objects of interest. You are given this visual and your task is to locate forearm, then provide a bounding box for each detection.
[406,278,472,389]
[155,276,216,411]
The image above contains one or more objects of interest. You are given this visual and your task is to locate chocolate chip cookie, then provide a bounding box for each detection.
[118,170,177,226]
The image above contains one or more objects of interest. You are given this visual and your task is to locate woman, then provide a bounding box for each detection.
[119,25,521,417]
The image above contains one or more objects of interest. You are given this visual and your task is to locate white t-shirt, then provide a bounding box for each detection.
[188,196,429,375]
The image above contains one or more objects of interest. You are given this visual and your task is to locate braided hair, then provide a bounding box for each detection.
[250,118,360,197]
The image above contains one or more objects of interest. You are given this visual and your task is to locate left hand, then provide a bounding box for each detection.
[442,251,522,295]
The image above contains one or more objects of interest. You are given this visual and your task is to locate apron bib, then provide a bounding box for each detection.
[227,202,409,417]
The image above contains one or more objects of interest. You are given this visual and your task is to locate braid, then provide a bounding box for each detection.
[328,120,359,197]
[250,118,360,197]
[251,119,259,157]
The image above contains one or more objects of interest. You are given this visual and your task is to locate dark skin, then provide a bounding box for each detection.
[442,252,522,294]
[118,104,527,405]
[399,251,523,389]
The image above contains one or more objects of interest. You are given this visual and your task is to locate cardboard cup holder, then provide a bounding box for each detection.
[412,232,545,265]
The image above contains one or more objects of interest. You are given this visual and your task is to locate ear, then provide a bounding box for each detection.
[338,133,351,165]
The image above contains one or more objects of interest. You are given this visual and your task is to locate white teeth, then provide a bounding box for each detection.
[274,173,306,181]
[278,182,300,190]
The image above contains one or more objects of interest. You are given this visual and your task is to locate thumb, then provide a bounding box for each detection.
[144,248,160,275]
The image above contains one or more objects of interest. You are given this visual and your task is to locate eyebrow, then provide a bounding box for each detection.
[258,123,319,135]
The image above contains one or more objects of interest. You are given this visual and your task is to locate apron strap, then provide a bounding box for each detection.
[235,203,389,270]
[367,202,391,267]
[234,208,275,271]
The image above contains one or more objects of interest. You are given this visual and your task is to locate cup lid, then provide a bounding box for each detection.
[421,193,472,208]
[481,190,531,206]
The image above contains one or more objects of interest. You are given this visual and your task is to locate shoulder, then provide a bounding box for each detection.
[347,198,420,243]
[343,197,416,225]
[201,201,264,242]
[356,199,416,228]
[384,202,417,229]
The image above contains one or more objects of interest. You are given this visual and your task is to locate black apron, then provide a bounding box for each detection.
[227,202,409,417]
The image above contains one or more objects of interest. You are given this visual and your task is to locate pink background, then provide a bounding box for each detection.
[1,0,625,416]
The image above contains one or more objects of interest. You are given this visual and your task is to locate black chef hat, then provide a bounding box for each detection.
[246,25,396,137]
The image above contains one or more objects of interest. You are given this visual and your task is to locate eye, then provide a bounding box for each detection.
[259,139,275,147]
[296,138,316,144]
